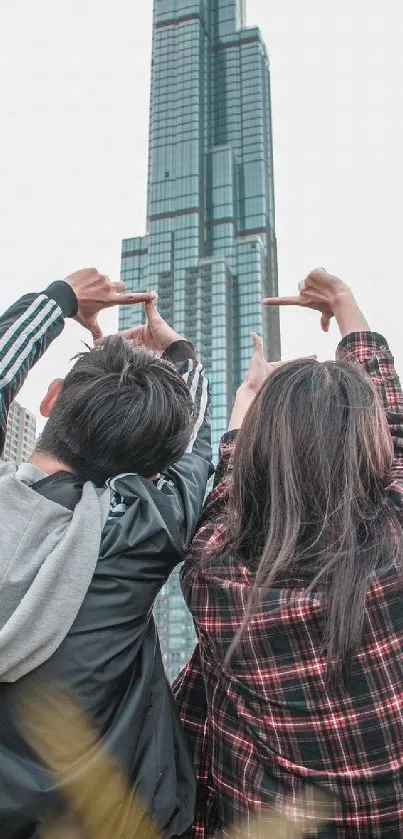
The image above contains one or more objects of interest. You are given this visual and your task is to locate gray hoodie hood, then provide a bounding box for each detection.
[0,461,110,682]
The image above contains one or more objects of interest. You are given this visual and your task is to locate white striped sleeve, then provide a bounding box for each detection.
[0,296,62,387]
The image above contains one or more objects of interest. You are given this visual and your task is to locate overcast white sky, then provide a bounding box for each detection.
[0,1,402,420]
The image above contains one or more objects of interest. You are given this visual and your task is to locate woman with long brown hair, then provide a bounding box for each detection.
[174,268,403,837]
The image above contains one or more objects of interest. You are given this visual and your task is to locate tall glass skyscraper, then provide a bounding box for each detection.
[120,0,280,680]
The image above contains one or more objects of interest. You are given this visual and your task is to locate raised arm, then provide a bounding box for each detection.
[178,334,276,551]
[120,303,213,545]
[338,332,403,479]
[0,271,155,457]
[0,284,72,455]
[264,267,403,483]
[159,344,213,544]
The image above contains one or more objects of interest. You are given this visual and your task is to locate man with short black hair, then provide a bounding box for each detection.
[0,269,213,838]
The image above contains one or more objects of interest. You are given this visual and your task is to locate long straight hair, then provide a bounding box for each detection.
[213,358,402,683]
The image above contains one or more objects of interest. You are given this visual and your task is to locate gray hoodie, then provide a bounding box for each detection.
[0,461,110,681]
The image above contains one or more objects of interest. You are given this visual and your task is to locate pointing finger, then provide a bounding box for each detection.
[112,292,157,306]
[262,296,302,307]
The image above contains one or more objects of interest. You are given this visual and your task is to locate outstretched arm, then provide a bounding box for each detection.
[0,284,73,455]
[337,331,403,482]
[264,266,403,490]
[0,271,155,457]
[158,345,213,545]
[119,302,214,547]
[178,335,274,556]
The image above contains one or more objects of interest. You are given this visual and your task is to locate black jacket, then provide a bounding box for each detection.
[0,285,213,838]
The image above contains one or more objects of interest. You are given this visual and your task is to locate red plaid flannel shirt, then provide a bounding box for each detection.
[173,332,403,838]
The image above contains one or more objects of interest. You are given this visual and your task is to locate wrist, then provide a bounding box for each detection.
[45,281,78,319]
[237,381,260,399]
[331,287,355,313]
[331,289,369,337]
[228,386,256,432]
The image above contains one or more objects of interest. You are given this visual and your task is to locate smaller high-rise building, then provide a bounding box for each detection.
[2,401,37,466]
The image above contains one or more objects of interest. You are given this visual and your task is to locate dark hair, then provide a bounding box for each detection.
[213,358,402,683]
[37,336,194,485]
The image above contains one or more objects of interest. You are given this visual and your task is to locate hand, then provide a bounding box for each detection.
[228,334,282,431]
[263,268,351,332]
[119,300,184,356]
[242,332,282,395]
[65,268,157,341]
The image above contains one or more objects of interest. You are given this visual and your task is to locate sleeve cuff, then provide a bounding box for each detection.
[218,430,238,461]
[163,340,196,363]
[220,430,238,446]
[337,331,390,362]
[44,281,78,318]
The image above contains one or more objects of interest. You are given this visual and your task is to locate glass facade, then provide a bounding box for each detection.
[120,0,280,681]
